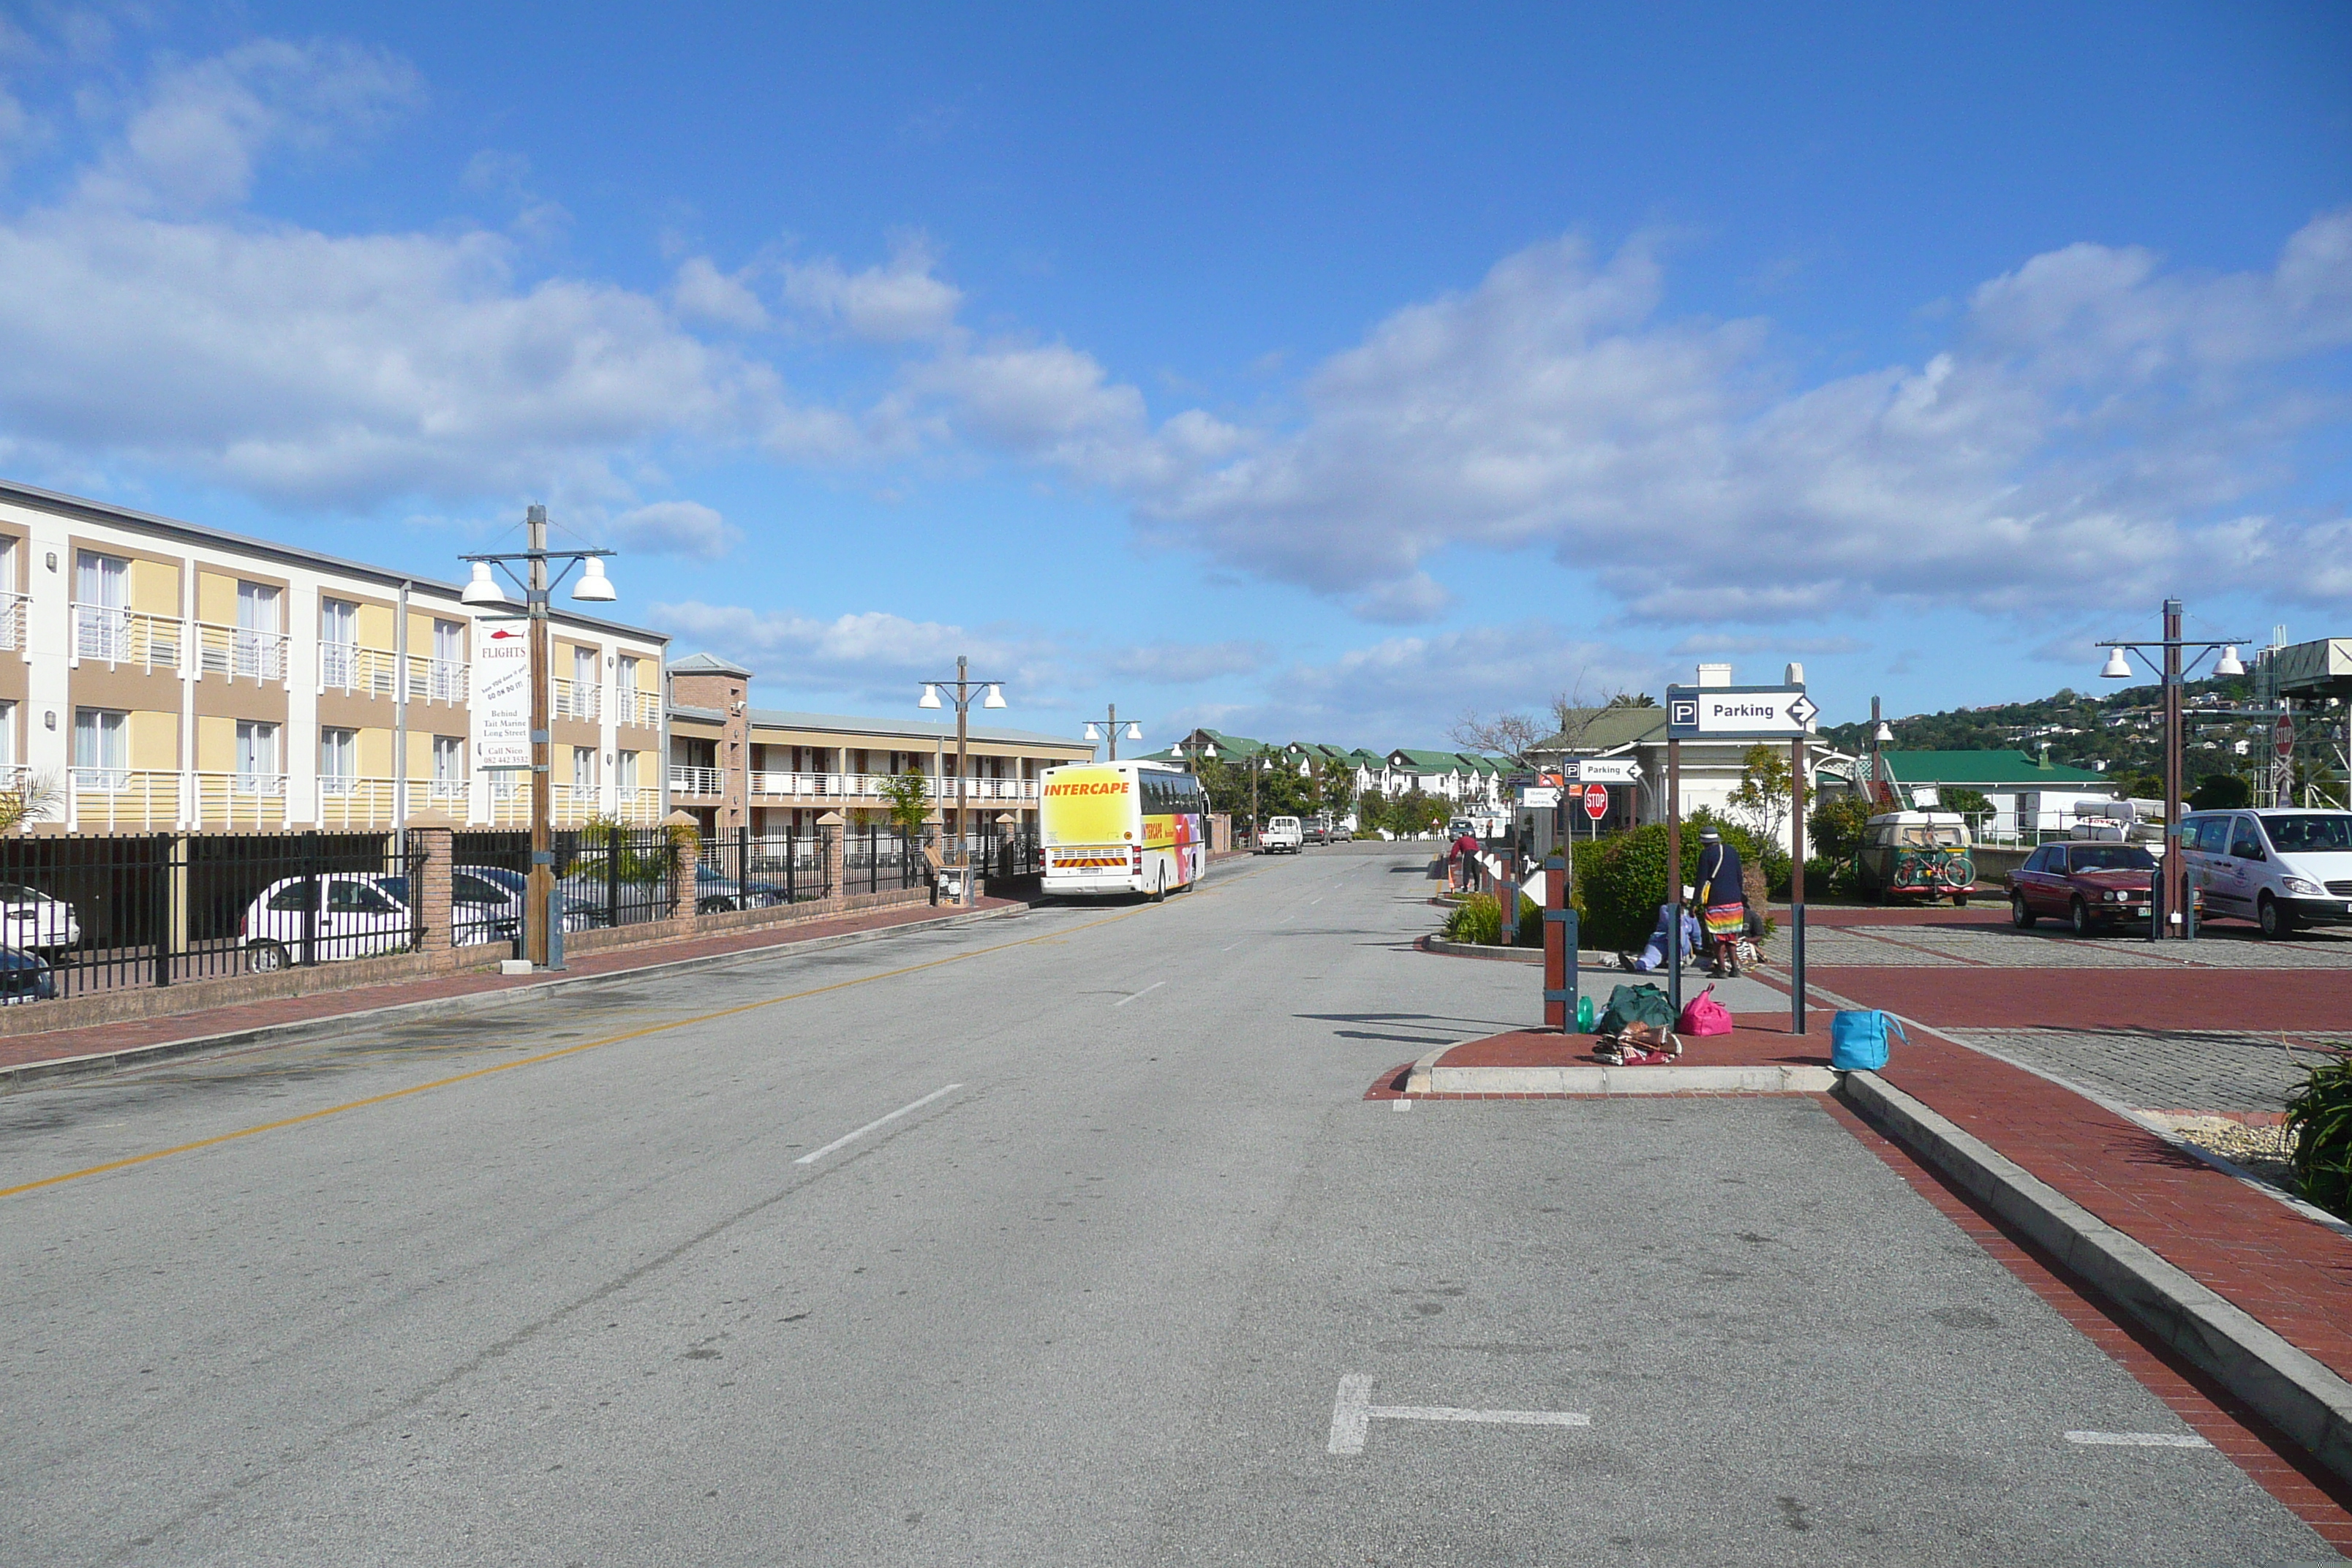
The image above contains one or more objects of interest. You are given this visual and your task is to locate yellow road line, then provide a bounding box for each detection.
[1,904,1150,1202]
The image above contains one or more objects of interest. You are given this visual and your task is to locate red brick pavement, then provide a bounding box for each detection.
[0,897,1023,1077]
[1433,1011,1833,1071]
[1811,963,2352,1032]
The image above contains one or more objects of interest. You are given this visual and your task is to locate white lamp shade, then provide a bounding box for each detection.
[571,556,617,602]
[1123,722,1142,741]
[982,684,1007,709]
[918,685,942,709]
[1083,722,1101,741]
[2100,648,2132,679]
[1874,721,1893,744]
[2214,646,2244,677]
[459,562,506,605]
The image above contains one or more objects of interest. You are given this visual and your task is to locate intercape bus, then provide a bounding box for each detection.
[1039,761,1206,900]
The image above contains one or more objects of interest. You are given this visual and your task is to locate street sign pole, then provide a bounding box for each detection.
[1790,735,1808,1036]
[1666,738,1683,1022]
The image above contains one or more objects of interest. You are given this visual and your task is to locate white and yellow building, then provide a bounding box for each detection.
[0,479,669,834]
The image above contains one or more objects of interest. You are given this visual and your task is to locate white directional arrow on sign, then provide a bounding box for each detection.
[1787,693,1818,729]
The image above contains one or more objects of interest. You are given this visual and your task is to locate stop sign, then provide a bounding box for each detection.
[1582,783,1608,821]
[2276,716,2296,760]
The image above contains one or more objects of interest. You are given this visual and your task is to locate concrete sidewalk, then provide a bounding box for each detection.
[0,894,1030,1088]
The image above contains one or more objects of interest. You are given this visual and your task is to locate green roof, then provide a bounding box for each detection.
[1389,748,1469,771]
[1877,750,2110,788]
[1534,707,1670,752]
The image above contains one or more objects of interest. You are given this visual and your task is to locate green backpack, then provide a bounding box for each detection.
[1597,983,1675,1036]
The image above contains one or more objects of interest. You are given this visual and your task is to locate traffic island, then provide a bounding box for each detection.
[1384,1010,1837,1097]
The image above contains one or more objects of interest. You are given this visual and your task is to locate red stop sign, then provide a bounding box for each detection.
[2275,717,2296,760]
[1582,783,1608,821]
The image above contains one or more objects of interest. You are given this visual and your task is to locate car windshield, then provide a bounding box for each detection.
[466,867,527,892]
[1895,826,1964,848]
[2263,813,2352,853]
[2070,845,2155,872]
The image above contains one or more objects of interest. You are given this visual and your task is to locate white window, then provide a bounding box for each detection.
[617,655,640,719]
[74,551,129,662]
[320,598,358,689]
[433,735,464,785]
[431,618,464,701]
[235,581,282,680]
[0,700,14,773]
[571,747,598,794]
[73,708,127,790]
[320,727,356,794]
[616,750,639,794]
[235,720,280,792]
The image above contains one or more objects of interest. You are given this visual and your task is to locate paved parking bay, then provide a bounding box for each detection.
[0,843,2337,1564]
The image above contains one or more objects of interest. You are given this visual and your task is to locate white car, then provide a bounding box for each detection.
[1261,815,1304,853]
[0,883,80,956]
[2178,807,2352,938]
[239,870,519,970]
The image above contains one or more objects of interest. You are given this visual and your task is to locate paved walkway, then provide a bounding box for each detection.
[0,896,1021,1078]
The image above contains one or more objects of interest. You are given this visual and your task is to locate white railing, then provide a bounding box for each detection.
[0,591,25,652]
[670,764,724,796]
[613,786,663,823]
[186,772,287,830]
[745,771,1039,802]
[70,769,183,830]
[618,687,661,728]
[73,604,183,672]
[195,620,287,683]
[553,676,602,722]
[318,777,396,829]
[423,777,471,809]
[407,655,468,705]
[320,643,399,698]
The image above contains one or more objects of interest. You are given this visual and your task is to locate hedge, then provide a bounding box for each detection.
[1568,810,1787,950]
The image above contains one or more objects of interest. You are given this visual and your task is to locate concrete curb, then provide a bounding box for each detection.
[1417,935,1543,965]
[0,902,1031,1093]
[1839,1069,2352,1485]
[1429,1061,1839,1096]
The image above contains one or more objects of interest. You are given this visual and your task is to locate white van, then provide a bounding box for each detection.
[1260,816,1304,853]
[2178,808,2352,938]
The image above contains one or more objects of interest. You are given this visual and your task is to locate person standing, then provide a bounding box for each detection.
[1695,828,1746,976]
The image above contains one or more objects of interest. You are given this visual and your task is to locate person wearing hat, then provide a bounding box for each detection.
[1695,827,1746,976]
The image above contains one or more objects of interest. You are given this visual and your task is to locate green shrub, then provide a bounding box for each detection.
[2286,1059,2352,1219]
[1440,891,1542,946]
[1567,810,1786,949]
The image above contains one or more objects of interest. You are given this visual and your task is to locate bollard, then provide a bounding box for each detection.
[1541,853,1578,1030]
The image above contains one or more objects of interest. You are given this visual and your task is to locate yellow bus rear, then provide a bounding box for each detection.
[1040,763,1206,898]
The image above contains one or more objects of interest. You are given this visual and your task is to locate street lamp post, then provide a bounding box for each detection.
[918,656,1006,905]
[461,505,617,969]
[2097,598,2246,941]
[1082,705,1143,761]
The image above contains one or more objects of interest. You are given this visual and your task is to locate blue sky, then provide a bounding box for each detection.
[1,2,2347,745]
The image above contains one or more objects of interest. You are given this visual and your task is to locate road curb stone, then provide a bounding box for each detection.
[1839,1068,2352,1485]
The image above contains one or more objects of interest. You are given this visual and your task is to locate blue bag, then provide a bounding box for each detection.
[1829,1010,1907,1071]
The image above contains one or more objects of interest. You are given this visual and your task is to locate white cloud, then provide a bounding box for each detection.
[648,600,1065,708]
[1104,638,1270,683]
[605,500,738,559]
[671,255,770,331]
[780,235,962,343]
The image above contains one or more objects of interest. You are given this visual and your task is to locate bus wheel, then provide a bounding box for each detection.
[1150,872,1166,904]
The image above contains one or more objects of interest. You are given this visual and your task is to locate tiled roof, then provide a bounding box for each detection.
[744,708,1091,750]
[1876,750,2110,787]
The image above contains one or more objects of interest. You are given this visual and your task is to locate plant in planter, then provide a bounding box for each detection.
[2285,1058,2352,1220]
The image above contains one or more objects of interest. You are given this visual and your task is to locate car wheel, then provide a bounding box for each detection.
[2069,897,2095,938]
[245,940,290,973]
[2010,894,2036,930]
[2258,894,2294,940]
[696,896,736,916]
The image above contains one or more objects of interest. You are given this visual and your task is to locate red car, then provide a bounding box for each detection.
[2008,841,2190,935]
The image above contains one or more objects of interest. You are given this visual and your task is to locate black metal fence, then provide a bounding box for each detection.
[452,825,684,945]
[0,832,424,1002]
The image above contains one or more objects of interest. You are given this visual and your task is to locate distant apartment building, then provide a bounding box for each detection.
[664,654,1094,838]
[0,480,668,834]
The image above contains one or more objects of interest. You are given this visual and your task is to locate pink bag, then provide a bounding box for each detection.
[1678,984,1733,1037]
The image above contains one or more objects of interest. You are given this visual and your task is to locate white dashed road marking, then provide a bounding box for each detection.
[1327,1375,1589,1455]
[794,1084,962,1166]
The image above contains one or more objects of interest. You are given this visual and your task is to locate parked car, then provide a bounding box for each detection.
[692,862,791,913]
[2179,808,2352,938]
[0,883,80,957]
[1303,815,1335,845]
[241,873,417,971]
[1855,811,1978,904]
[0,946,56,1003]
[1260,815,1304,854]
[461,864,600,934]
[2008,841,2187,935]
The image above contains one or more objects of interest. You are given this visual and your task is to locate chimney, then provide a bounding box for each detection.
[1696,663,1733,689]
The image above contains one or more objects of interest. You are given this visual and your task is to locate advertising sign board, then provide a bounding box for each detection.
[475,617,532,770]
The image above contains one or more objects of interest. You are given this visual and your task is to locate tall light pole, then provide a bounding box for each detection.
[461,505,617,969]
[2097,599,2246,941]
[1083,705,1142,761]
[918,656,1006,905]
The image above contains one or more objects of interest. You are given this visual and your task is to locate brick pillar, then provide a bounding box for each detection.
[666,810,701,929]
[406,810,457,954]
[818,810,845,901]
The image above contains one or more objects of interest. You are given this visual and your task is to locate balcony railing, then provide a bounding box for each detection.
[195,620,287,683]
[320,642,399,698]
[318,776,398,829]
[552,676,602,722]
[73,604,183,673]
[618,687,661,728]
[613,786,662,823]
[69,769,184,831]
[747,771,1039,802]
[0,592,25,652]
[670,764,724,796]
[406,656,468,705]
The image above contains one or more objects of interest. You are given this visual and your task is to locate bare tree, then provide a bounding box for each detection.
[1448,709,1548,767]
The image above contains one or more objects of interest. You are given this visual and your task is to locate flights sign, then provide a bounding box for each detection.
[475,618,532,769]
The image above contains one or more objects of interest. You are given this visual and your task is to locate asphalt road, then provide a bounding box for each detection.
[0,843,2334,1566]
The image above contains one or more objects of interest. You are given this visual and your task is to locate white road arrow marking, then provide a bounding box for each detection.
[1327,1375,1590,1455]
